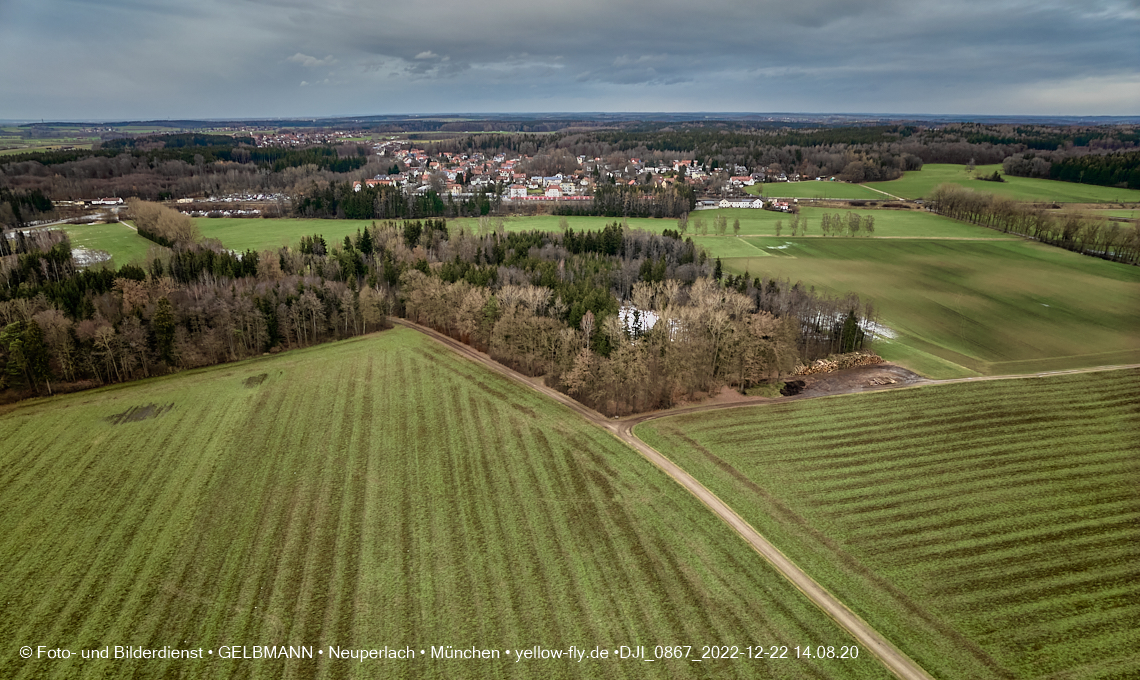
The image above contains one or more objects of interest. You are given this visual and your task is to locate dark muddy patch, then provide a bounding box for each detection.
[105,403,174,425]
[243,373,268,388]
[780,380,806,396]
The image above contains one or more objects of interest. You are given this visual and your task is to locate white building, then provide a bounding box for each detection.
[718,198,765,209]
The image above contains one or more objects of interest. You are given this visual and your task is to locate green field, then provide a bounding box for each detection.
[745,182,885,200]
[450,214,675,235]
[636,369,1140,680]
[194,210,999,257]
[728,237,1140,378]
[1057,208,1140,221]
[866,164,1140,204]
[0,126,99,155]
[61,221,164,267]
[0,328,887,680]
[195,217,379,252]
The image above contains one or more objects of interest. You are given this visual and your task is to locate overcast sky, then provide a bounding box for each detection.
[1,0,1138,121]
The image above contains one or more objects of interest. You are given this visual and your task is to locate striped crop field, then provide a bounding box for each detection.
[0,327,889,680]
[636,369,1140,680]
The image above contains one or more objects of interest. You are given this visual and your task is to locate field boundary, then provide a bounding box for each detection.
[392,318,935,680]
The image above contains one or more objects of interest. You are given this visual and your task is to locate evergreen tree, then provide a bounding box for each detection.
[153,298,176,363]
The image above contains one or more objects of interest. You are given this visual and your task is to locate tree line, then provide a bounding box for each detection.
[929,184,1140,264]
[1002,150,1140,189]
[2,206,877,413]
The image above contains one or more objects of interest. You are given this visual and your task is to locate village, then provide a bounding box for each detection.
[339,138,810,211]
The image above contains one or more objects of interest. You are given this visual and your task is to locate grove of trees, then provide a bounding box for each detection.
[929,184,1140,263]
[2,205,877,414]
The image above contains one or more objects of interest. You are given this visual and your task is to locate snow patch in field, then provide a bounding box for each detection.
[860,320,897,339]
[71,247,112,266]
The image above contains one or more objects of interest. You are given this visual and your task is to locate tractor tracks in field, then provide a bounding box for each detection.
[394,319,937,679]
[394,318,1138,680]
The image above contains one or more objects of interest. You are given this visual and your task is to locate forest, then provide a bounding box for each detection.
[0,203,875,414]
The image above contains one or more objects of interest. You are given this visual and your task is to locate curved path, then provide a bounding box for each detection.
[394,319,936,679]
[395,317,1139,680]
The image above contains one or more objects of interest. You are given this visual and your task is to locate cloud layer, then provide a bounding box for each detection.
[1,0,1137,119]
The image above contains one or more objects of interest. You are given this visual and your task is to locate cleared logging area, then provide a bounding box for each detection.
[636,369,1140,680]
[0,328,888,680]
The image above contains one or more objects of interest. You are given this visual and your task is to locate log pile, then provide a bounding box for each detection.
[794,351,883,376]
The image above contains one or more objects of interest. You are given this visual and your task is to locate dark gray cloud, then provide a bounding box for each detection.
[0,0,1136,119]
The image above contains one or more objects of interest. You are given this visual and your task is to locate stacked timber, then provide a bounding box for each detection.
[794,352,883,376]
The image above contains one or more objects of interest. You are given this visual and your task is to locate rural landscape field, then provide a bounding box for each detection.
[56,193,1140,384]
[0,328,889,680]
[864,164,1140,204]
[636,369,1140,680]
[5,19,1140,673]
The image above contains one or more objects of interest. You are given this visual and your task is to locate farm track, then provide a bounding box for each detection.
[857,184,904,201]
[392,319,935,680]
[396,318,1140,680]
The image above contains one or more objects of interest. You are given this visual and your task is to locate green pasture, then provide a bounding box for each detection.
[866,164,1140,203]
[636,369,1140,680]
[195,218,378,252]
[729,237,1140,378]
[745,182,884,200]
[0,141,96,156]
[0,328,886,680]
[1057,208,1140,221]
[450,214,673,235]
[452,209,996,241]
[793,207,1011,239]
[61,221,164,267]
[194,210,1000,257]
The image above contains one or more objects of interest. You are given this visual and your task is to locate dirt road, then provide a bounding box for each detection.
[394,319,937,679]
[395,317,1138,680]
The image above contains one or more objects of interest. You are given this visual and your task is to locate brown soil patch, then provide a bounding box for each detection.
[104,403,174,425]
[800,364,925,397]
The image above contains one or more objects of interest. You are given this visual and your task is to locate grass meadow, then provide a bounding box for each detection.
[195,217,380,252]
[726,237,1140,378]
[636,369,1140,680]
[745,182,886,200]
[0,328,888,680]
[62,221,165,266]
[865,164,1140,203]
[197,207,997,254]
